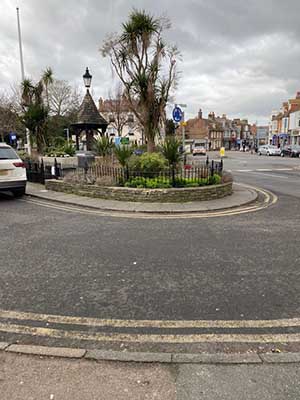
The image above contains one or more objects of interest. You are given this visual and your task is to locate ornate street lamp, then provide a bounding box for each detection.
[83,67,92,89]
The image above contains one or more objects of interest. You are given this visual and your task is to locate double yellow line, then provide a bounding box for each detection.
[0,309,299,344]
[23,185,277,220]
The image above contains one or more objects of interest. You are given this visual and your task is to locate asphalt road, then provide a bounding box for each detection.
[0,151,300,350]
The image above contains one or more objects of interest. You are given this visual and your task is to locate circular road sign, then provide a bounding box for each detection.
[172,106,183,123]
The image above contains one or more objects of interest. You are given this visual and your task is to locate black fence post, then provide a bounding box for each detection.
[171,164,176,187]
[206,155,209,166]
[211,160,214,177]
[27,160,31,181]
[40,158,45,184]
[220,158,223,174]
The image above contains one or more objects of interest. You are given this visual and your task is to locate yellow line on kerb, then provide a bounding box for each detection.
[0,309,299,329]
[0,323,300,344]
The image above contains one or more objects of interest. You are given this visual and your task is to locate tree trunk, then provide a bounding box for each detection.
[147,137,155,152]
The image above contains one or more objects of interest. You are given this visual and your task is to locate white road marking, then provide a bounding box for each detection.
[247,172,289,179]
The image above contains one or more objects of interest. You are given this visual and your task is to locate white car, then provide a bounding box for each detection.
[258,145,281,156]
[192,145,206,156]
[0,143,27,197]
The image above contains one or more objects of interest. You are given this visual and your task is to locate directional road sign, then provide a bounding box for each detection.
[172,106,183,123]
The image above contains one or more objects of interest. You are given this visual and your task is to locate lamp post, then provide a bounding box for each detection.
[83,68,92,150]
[83,67,92,90]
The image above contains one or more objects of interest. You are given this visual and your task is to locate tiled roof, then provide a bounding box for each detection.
[73,91,108,128]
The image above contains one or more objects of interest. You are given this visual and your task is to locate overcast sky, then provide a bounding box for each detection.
[1,0,300,124]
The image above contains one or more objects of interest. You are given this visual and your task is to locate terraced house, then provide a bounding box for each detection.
[269,92,300,146]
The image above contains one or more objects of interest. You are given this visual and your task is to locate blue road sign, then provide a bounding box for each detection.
[9,132,17,142]
[172,106,183,123]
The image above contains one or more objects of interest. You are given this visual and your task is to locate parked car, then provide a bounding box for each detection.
[0,143,27,197]
[192,144,206,156]
[280,145,300,158]
[258,145,281,156]
[239,146,249,152]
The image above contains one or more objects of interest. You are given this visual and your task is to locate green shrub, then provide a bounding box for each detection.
[125,177,172,189]
[114,144,134,167]
[123,173,222,189]
[93,136,114,157]
[138,152,167,177]
[127,154,142,170]
[63,142,76,156]
[208,174,221,185]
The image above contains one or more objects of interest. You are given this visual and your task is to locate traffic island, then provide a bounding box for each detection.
[45,180,233,203]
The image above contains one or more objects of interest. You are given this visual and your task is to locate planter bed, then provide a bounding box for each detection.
[45,180,233,203]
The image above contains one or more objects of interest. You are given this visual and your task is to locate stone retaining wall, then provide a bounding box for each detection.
[45,180,233,203]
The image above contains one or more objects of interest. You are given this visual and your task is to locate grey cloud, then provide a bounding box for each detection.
[1,0,300,125]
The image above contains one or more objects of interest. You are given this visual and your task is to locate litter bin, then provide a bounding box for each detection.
[77,151,95,169]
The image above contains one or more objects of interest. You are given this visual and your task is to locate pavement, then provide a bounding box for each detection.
[25,181,258,214]
[2,346,300,399]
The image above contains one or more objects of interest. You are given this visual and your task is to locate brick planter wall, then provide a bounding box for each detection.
[45,180,233,203]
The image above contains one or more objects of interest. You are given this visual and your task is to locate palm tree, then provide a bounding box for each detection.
[102,10,178,152]
[161,137,181,167]
[20,70,52,154]
[21,79,34,107]
[42,67,53,109]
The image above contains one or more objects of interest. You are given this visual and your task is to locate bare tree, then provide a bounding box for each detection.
[48,79,81,117]
[0,92,23,141]
[103,85,139,137]
[102,9,179,152]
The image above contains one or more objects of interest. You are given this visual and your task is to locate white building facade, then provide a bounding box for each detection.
[289,110,300,145]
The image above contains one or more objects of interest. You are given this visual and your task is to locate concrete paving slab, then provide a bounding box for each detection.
[176,364,300,400]
[1,352,176,400]
[172,352,262,364]
[86,349,172,363]
[260,352,300,363]
[7,344,86,358]
[0,342,9,350]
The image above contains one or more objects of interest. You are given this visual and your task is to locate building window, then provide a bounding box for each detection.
[108,114,115,123]
[298,120,300,127]
[127,114,134,123]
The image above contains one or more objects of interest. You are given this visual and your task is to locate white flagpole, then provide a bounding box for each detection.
[16,7,31,155]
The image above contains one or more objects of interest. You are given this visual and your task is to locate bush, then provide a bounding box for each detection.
[63,142,76,156]
[123,174,222,188]
[208,174,221,185]
[114,145,134,167]
[93,136,114,157]
[138,152,167,177]
[125,177,172,189]
[127,154,142,170]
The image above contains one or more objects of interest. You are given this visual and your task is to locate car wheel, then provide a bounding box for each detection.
[281,152,284,157]
[12,188,26,198]
[258,152,261,156]
[267,152,270,156]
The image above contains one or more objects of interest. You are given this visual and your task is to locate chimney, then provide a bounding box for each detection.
[198,108,202,119]
[296,92,300,99]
